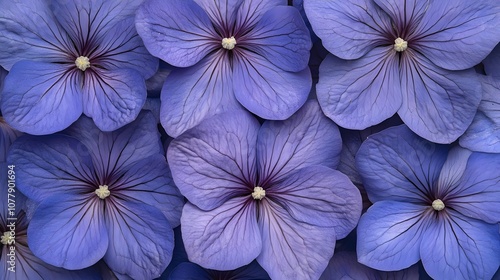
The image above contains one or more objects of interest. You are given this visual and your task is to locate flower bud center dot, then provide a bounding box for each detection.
[222,36,237,50]
[252,186,266,200]
[1,232,14,245]
[75,56,90,71]
[95,185,111,199]
[432,199,445,211]
[394,37,408,52]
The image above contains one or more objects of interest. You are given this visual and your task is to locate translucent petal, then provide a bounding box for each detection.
[257,100,341,183]
[1,61,82,135]
[104,199,174,279]
[412,0,500,70]
[304,0,392,59]
[160,51,241,137]
[136,0,218,67]
[27,193,107,269]
[7,134,95,202]
[233,51,310,120]
[398,50,481,143]
[357,201,431,271]
[420,211,500,280]
[167,110,259,210]
[356,125,448,203]
[81,67,147,132]
[181,198,261,270]
[0,1,71,69]
[241,6,311,72]
[316,48,401,130]
[257,199,337,280]
[268,166,361,239]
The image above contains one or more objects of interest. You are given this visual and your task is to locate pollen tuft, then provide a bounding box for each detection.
[1,232,14,245]
[95,185,111,199]
[222,36,237,50]
[252,186,266,200]
[432,199,445,211]
[394,37,408,52]
[75,56,90,71]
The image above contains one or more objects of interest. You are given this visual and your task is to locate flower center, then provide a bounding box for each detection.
[1,231,14,245]
[252,186,266,200]
[394,37,408,52]
[221,36,237,50]
[432,199,445,211]
[75,56,90,71]
[95,185,110,199]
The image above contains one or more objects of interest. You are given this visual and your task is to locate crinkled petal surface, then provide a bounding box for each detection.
[168,110,258,210]
[104,199,174,279]
[1,61,82,135]
[257,100,341,183]
[241,6,311,72]
[64,111,163,179]
[460,77,500,152]
[233,52,310,120]
[8,134,95,201]
[411,0,500,70]
[398,51,481,143]
[181,198,261,270]
[0,0,70,69]
[356,125,448,203]
[136,0,218,67]
[27,193,108,269]
[420,211,500,280]
[257,198,337,280]
[317,48,401,130]
[357,201,430,271]
[160,51,241,137]
[446,152,500,224]
[81,68,147,132]
[268,166,361,239]
[111,154,183,227]
[304,0,392,59]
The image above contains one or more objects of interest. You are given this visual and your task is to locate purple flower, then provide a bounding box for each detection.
[305,0,500,143]
[459,76,500,153]
[355,125,500,279]
[167,100,361,279]
[484,44,500,77]
[0,66,6,93]
[7,112,183,279]
[0,0,158,135]
[136,0,312,137]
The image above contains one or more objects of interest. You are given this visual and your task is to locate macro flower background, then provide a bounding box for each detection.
[0,0,499,279]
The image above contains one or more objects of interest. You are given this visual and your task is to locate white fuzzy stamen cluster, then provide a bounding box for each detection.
[252,186,266,200]
[394,37,408,52]
[1,232,14,245]
[75,56,90,71]
[432,199,445,211]
[95,185,111,199]
[222,36,237,50]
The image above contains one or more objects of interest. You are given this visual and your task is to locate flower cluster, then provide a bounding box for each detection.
[1,0,499,279]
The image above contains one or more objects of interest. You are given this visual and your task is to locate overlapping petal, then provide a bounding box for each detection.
[398,51,481,143]
[0,0,70,69]
[0,120,22,162]
[136,0,218,67]
[373,0,428,33]
[160,52,240,137]
[436,147,472,198]
[304,0,392,59]
[241,6,311,72]
[104,200,174,279]
[8,134,95,201]
[1,61,82,135]
[412,0,500,70]
[81,68,146,132]
[316,48,401,130]
[194,0,242,30]
[446,152,500,224]
[235,0,286,29]
[356,125,448,203]
[181,198,261,270]
[233,53,310,120]
[111,155,183,227]
[357,201,431,271]
[167,110,259,210]
[257,199,337,280]
[420,211,500,280]
[268,166,361,239]
[27,194,107,269]
[459,77,500,152]
[483,44,500,77]
[256,100,341,183]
